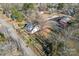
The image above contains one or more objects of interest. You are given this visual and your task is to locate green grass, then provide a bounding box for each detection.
[0,33,6,44]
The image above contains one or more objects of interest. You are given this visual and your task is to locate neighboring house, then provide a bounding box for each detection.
[54,16,71,28]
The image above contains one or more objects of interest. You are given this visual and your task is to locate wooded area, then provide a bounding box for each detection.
[0,3,79,56]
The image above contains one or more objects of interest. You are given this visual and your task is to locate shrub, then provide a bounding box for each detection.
[11,7,24,22]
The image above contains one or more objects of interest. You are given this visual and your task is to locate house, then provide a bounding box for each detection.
[24,21,41,34]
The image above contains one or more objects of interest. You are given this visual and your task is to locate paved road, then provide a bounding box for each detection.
[0,19,36,56]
